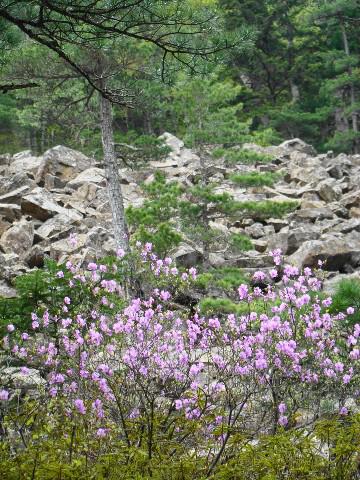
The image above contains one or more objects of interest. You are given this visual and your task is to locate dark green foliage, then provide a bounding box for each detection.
[2,413,360,479]
[330,278,360,325]
[228,233,253,252]
[0,269,49,334]
[212,147,274,165]
[126,171,183,255]
[228,200,298,219]
[229,171,280,187]
[195,266,249,292]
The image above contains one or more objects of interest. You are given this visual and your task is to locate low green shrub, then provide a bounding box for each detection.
[229,171,280,187]
[330,278,360,325]
[212,147,274,165]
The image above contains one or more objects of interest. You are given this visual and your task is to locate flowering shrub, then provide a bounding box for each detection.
[0,246,359,477]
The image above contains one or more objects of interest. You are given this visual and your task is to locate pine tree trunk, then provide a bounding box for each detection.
[99,81,129,251]
[340,20,359,152]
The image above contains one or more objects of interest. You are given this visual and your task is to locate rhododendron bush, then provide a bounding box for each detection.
[0,245,359,477]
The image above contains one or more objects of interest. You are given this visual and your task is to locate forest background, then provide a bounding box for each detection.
[0,0,359,158]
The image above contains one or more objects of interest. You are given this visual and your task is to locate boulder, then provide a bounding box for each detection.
[158,132,184,155]
[340,190,360,209]
[287,231,360,271]
[0,172,36,194]
[322,272,360,295]
[293,207,333,222]
[35,213,79,241]
[278,138,316,156]
[50,234,87,262]
[0,281,17,298]
[0,219,34,258]
[245,222,265,239]
[67,167,106,188]
[0,219,10,237]
[317,178,342,202]
[0,203,22,222]
[286,225,321,255]
[9,153,42,177]
[0,185,30,205]
[35,145,96,184]
[288,164,329,185]
[0,367,45,390]
[172,243,204,268]
[21,187,83,221]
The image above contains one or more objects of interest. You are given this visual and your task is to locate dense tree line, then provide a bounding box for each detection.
[0,0,359,156]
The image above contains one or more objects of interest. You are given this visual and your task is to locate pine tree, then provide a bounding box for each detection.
[311,0,360,153]
[0,0,240,250]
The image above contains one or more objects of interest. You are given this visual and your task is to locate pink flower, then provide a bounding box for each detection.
[96,428,108,437]
[278,402,287,414]
[116,248,125,258]
[278,415,288,426]
[0,390,9,401]
[253,271,266,282]
[238,284,248,300]
[7,324,15,333]
[74,399,86,415]
[347,307,355,315]
[144,242,152,252]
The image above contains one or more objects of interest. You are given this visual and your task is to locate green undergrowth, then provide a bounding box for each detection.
[329,278,360,326]
[212,147,274,165]
[2,416,360,479]
[229,171,280,187]
[195,266,249,292]
[228,200,299,219]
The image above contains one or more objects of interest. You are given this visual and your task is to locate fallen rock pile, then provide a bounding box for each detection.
[1,133,360,296]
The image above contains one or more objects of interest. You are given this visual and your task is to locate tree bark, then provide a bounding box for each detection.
[99,79,129,251]
[340,19,359,151]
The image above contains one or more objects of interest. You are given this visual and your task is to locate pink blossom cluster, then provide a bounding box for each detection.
[2,247,359,454]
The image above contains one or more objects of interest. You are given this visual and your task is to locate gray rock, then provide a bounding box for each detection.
[172,243,204,267]
[0,219,34,258]
[67,167,106,188]
[50,234,87,262]
[245,222,265,239]
[0,186,30,204]
[36,145,96,183]
[9,154,42,177]
[322,272,360,295]
[159,132,184,155]
[21,187,83,221]
[0,281,17,298]
[0,203,22,222]
[279,138,316,156]
[288,231,360,271]
[36,213,79,240]
[0,172,36,194]
[1,367,45,390]
[317,178,342,202]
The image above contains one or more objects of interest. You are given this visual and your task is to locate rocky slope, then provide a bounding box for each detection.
[1,133,360,297]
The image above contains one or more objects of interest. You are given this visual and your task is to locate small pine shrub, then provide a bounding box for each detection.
[226,200,299,219]
[195,266,249,292]
[212,147,274,165]
[330,278,360,325]
[230,171,280,187]
[228,233,253,252]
